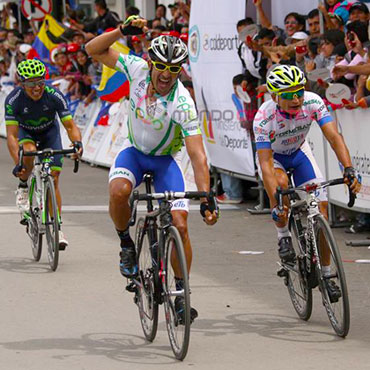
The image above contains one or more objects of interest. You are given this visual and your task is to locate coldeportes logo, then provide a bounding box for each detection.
[189,25,200,63]
[203,33,238,51]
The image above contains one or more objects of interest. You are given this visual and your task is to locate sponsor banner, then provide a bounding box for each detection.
[0,91,6,137]
[189,0,255,176]
[305,120,327,179]
[94,100,129,167]
[73,100,101,137]
[327,109,370,213]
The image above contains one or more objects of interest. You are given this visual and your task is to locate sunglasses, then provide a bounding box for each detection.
[22,80,45,88]
[285,21,298,25]
[277,87,305,100]
[152,61,182,74]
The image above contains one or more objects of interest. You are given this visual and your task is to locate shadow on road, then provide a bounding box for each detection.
[0,332,177,364]
[191,312,341,343]
[0,257,51,274]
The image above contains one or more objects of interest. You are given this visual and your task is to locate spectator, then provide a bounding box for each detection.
[0,3,17,30]
[125,6,140,18]
[320,29,345,70]
[328,13,345,31]
[75,0,121,36]
[0,56,14,91]
[348,1,369,23]
[333,21,369,83]
[69,49,98,104]
[307,9,322,36]
[155,4,168,27]
[54,45,73,77]
[129,36,148,60]
[253,0,305,39]
[318,0,351,29]
[72,32,85,46]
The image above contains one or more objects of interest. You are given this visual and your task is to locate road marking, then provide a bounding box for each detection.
[237,251,264,255]
[343,259,370,264]
[0,204,239,214]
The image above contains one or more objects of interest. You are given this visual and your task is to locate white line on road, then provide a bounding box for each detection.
[0,204,240,214]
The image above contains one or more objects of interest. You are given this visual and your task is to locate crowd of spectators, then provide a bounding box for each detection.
[227,0,370,231]
[1,0,369,231]
[0,0,193,103]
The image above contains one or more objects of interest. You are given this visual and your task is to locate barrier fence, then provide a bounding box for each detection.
[0,90,369,214]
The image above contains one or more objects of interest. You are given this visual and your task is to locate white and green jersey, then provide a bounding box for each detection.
[115,53,201,155]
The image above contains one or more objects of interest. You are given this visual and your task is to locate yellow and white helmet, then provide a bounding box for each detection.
[266,64,306,94]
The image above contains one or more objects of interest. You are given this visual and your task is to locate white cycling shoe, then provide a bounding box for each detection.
[15,187,29,212]
[59,231,69,250]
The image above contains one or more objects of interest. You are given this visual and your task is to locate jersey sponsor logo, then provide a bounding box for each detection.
[269,130,276,143]
[281,133,305,146]
[6,104,13,115]
[258,113,275,127]
[109,169,132,179]
[23,107,29,113]
[275,123,311,139]
[24,116,50,127]
[173,200,186,208]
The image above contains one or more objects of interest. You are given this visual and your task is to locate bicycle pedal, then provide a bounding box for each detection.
[277,267,289,278]
[19,218,28,226]
[125,281,137,293]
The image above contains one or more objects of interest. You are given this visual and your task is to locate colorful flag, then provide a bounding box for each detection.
[29,15,65,62]
[96,41,130,103]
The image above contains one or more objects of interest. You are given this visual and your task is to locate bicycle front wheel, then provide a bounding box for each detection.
[135,217,159,342]
[28,175,42,261]
[44,177,59,271]
[315,214,350,337]
[287,211,313,321]
[162,226,190,361]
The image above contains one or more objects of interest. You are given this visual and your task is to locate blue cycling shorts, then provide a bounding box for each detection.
[18,125,64,171]
[256,140,327,201]
[109,144,189,212]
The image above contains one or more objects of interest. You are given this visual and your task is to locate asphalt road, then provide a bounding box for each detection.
[1,138,370,370]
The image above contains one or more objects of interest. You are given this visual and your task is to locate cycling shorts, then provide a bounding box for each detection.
[109,143,189,212]
[18,125,64,171]
[256,140,327,201]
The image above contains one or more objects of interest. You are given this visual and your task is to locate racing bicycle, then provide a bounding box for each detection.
[126,172,217,360]
[276,173,355,337]
[19,144,79,271]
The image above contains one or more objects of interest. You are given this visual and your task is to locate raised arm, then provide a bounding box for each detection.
[85,16,147,69]
[254,0,272,29]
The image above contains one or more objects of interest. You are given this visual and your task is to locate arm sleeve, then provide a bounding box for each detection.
[253,107,272,150]
[309,94,333,127]
[4,93,19,126]
[114,53,148,82]
[51,88,73,123]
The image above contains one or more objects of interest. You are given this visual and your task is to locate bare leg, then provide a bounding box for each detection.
[171,210,191,277]
[109,178,133,230]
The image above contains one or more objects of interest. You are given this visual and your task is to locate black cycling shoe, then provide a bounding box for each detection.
[119,246,138,278]
[324,279,342,303]
[174,296,198,325]
[278,236,296,263]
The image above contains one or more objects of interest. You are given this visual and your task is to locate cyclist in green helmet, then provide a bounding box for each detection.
[5,59,83,249]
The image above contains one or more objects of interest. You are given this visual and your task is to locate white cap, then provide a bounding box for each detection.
[286,31,309,45]
[19,44,32,54]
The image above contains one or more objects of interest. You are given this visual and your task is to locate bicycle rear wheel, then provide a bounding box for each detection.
[135,217,159,342]
[315,214,350,337]
[28,175,42,261]
[287,211,313,321]
[162,226,190,361]
[44,177,59,271]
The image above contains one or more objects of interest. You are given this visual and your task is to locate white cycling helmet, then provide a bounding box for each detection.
[266,64,307,94]
[148,35,188,64]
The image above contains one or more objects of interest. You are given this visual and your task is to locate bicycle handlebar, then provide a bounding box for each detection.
[275,177,356,209]
[18,145,80,173]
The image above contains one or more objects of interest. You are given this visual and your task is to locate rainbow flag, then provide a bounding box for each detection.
[96,41,130,102]
[29,15,65,62]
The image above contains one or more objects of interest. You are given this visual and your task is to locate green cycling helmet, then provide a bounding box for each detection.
[17,59,46,81]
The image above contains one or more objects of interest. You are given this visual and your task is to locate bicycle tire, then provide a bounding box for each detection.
[28,175,42,261]
[44,177,59,271]
[135,217,159,342]
[287,211,313,321]
[315,214,350,337]
[162,226,190,361]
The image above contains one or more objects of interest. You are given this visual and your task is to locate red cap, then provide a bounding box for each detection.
[67,43,80,53]
[131,35,140,43]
